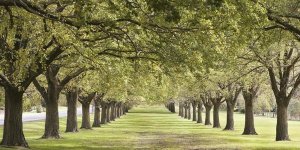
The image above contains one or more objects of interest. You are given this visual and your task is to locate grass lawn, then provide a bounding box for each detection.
[1,105,300,149]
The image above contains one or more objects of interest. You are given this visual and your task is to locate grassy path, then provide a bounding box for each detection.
[1,105,300,149]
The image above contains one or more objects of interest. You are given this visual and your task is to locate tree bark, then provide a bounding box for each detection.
[65,89,78,132]
[184,106,187,119]
[276,102,289,140]
[224,102,234,130]
[110,103,115,121]
[213,104,221,128]
[188,103,191,120]
[81,103,91,129]
[178,103,182,117]
[93,98,101,127]
[43,86,60,138]
[116,104,120,118]
[101,103,107,124]
[0,88,28,148]
[205,106,212,125]
[192,102,197,121]
[197,102,203,123]
[78,92,96,129]
[242,97,257,135]
[106,103,111,123]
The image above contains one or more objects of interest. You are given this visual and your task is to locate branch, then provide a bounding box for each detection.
[0,74,12,87]
[45,46,64,65]
[32,79,47,100]
[60,68,88,87]
[267,67,280,97]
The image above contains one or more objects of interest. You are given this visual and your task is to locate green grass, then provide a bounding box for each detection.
[1,105,300,149]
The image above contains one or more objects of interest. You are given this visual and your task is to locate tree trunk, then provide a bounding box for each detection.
[224,103,234,130]
[106,104,111,123]
[192,103,197,121]
[242,98,257,135]
[110,103,115,121]
[43,90,60,138]
[116,105,120,118]
[188,104,191,120]
[93,102,101,127]
[205,106,212,125]
[276,102,289,141]
[1,88,28,148]
[213,104,221,128]
[184,107,188,119]
[197,102,203,123]
[81,104,91,129]
[101,104,107,124]
[65,90,78,132]
[179,103,182,117]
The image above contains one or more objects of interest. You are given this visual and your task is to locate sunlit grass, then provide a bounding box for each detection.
[0,105,300,149]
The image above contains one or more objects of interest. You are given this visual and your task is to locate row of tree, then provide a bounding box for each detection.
[1,0,300,148]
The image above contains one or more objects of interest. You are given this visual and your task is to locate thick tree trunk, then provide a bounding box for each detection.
[192,103,197,121]
[188,104,191,120]
[276,103,289,141]
[43,92,60,138]
[110,103,115,121]
[65,90,78,132]
[178,103,182,117]
[224,103,234,130]
[197,102,203,123]
[116,105,120,118]
[106,104,111,123]
[81,104,91,129]
[184,107,188,119]
[242,98,257,135]
[101,104,107,124]
[1,88,28,148]
[93,102,101,127]
[213,104,221,128]
[205,106,212,125]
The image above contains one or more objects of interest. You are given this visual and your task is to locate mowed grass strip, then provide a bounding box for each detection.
[0,105,300,149]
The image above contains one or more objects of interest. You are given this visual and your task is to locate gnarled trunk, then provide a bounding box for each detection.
[205,106,212,125]
[1,88,28,148]
[224,102,234,130]
[276,102,289,141]
[65,90,78,132]
[213,104,221,128]
[242,98,257,135]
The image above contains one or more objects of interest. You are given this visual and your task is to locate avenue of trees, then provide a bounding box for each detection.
[1,0,300,148]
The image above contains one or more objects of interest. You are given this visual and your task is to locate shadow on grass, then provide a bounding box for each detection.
[128,111,173,114]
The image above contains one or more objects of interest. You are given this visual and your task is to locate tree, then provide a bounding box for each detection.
[78,92,96,129]
[33,65,87,138]
[0,11,63,147]
[65,87,79,132]
[211,91,224,128]
[201,94,213,125]
[242,83,259,135]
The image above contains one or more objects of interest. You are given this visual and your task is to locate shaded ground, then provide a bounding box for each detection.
[1,105,300,149]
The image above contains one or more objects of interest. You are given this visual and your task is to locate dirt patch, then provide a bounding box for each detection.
[135,132,234,150]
